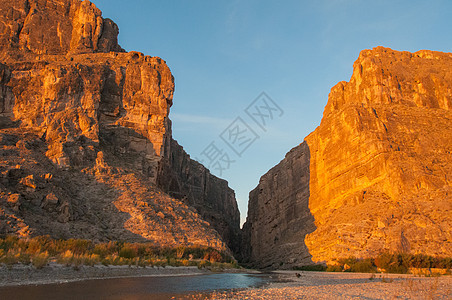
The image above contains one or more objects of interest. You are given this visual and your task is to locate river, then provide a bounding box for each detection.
[0,273,275,299]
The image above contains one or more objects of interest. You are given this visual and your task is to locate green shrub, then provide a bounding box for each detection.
[119,246,137,259]
[65,239,93,255]
[326,265,342,272]
[375,253,409,274]
[350,259,376,273]
[197,260,211,269]
[294,264,327,271]
[375,252,393,269]
[0,236,19,251]
[17,252,31,265]
[93,244,109,258]
[204,250,223,263]
[0,235,239,269]
[31,252,49,269]
[0,251,19,266]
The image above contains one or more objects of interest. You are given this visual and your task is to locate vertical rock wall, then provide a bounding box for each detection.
[158,139,241,254]
[242,47,452,267]
[241,142,315,268]
[0,0,241,253]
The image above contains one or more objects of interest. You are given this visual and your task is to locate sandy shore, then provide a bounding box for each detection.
[195,271,452,300]
[0,263,215,287]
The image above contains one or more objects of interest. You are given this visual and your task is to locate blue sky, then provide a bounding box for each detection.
[94,0,452,226]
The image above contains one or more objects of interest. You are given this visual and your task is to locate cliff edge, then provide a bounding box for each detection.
[0,0,240,253]
[243,47,452,268]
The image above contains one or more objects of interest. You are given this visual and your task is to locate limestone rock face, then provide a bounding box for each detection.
[0,62,15,127]
[0,0,239,253]
[6,51,174,177]
[241,142,315,269]
[158,139,241,254]
[243,47,452,267]
[0,0,123,60]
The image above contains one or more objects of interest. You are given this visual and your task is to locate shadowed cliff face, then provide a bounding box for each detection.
[241,142,315,269]
[242,47,452,267]
[158,139,241,254]
[0,0,240,253]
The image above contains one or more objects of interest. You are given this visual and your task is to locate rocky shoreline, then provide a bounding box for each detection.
[1,265,451,299]
[202,271,452,299]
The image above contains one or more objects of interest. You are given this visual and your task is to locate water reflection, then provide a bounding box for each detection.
[0,273,272,300]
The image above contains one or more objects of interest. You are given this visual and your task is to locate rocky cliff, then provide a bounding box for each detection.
[243,47,452,267]
[158,139,241,254]
[241,142,315,268]
[0,0,240,253]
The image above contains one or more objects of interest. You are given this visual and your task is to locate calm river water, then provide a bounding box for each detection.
[0,273,274,299]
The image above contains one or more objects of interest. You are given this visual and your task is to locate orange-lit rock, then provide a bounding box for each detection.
[0,0,123,60]
[243,47,452,267]
[0,0,239,253]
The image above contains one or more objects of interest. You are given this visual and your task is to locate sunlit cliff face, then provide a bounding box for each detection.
[305,47,452,263]
[243,47,452,268]
[0,0,239,253]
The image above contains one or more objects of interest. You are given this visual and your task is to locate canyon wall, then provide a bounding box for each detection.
[0,0,240,253]
[0,0,123,61]
[241,142,315,268]
[158,139,241,254]
[243,47,452,267]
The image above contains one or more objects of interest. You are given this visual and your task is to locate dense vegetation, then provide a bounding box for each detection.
[0,235,238,270]
[295,253,452,274]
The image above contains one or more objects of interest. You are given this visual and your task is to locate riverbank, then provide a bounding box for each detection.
[201,271,452,299]
[0,263,237,287]
[1,267,451,299]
